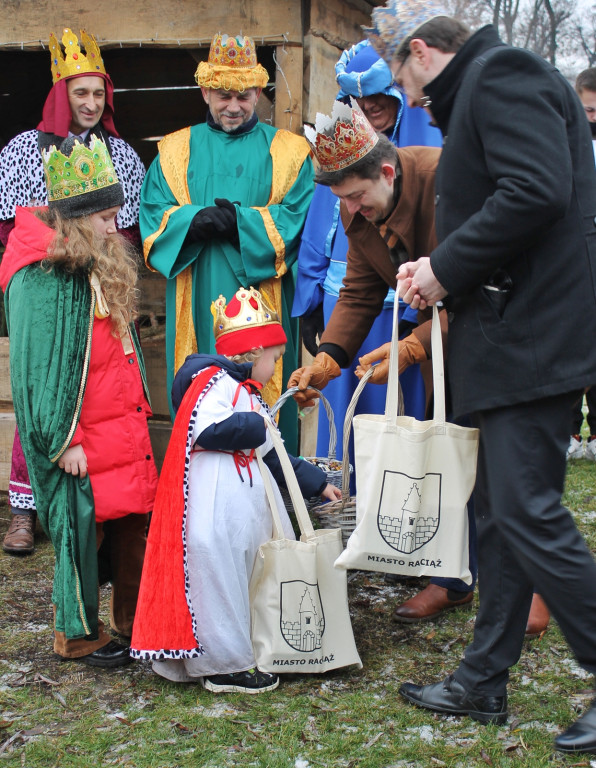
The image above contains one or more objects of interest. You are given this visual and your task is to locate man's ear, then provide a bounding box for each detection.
[200,87,210,104]
[254,87,262,102]
[380,162,396,184]
[409,38,431,67]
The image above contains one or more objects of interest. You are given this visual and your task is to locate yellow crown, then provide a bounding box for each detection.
[195,33,269,92]
[304,99,379,173]
[211,286,280,341]
[49,28,106,85]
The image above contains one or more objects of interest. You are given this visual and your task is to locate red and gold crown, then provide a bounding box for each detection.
[49,28,106,85]
[211,286,287,356]
[304,99,379,173]
[195,33,269,92]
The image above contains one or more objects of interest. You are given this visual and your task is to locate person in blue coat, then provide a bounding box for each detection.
[293,41,479,621]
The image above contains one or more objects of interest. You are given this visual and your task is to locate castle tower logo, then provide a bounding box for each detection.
[279,580,325,652]
[376,471,441,553]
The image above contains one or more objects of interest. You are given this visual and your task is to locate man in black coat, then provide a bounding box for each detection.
[367,2,596,755]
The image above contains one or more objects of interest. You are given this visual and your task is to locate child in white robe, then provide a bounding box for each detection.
[131,286,340,693]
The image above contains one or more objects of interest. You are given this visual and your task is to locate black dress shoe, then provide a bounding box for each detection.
[77,640,132,668]
[399,674,508,725]
[555,698,596,753]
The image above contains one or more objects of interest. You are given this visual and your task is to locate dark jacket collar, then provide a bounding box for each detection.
[424,25,505,135]
[206,110,259,136]
[171,353,253,412]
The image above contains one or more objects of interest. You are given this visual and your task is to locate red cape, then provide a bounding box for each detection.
[131,366,222,658]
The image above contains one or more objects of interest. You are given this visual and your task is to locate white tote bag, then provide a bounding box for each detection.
[335,301,479,584]
[250,420,362,674]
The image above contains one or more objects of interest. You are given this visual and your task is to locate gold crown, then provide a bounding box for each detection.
[304,99,379,172]
[49,28,106,84]
[211,286,280,341]
[195,33,269,92]
[42,135,120,203]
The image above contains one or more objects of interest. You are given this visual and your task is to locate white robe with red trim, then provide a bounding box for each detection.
[151,370,295,682]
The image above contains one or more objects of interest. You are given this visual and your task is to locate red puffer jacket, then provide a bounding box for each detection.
[73,316,158,522]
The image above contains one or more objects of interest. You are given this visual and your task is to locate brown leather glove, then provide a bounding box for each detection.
[287,352,341,406]
[355,334,427,385]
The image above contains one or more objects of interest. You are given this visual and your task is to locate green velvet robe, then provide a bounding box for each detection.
[6,264,99,639]
[6,260,150,640]
[140,120,314,452]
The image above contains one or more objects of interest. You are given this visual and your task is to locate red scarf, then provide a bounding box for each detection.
[37,72,119,138]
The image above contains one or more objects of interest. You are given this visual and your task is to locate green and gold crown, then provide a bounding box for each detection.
[42,135,120,203]
[49,28,106,85]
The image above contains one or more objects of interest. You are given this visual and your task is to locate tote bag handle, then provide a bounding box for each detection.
[385,287,446,427]
[255,419,318,542]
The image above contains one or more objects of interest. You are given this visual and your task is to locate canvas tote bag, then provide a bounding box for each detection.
[335,300,479,584]
[250,419,362,674]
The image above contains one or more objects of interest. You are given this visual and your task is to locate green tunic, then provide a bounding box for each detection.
[140,120,314,452]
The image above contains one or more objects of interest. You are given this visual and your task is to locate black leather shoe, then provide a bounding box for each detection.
[399,674,508,725]
[77,640,132,668]
[555,698,596,753]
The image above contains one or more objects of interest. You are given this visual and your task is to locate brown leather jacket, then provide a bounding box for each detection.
[320,145,440,363]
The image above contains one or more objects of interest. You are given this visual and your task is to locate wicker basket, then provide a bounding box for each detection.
[269,386,350,513]
[307,374,370,546]
[309,369,404,547]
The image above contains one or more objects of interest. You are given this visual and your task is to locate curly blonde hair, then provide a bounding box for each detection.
[35,208,139,336]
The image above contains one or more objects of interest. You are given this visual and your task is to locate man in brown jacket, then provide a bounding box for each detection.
[289,103,480,619]
[289,132,439,401]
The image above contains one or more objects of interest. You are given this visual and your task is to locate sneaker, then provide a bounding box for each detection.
[585,436,596,461]
[203,668,279,694]
[567,435,584,460]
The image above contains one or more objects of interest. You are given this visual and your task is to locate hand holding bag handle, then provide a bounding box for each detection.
[255,418,317,542]
[385,288,445,427]
[269,386,337,461]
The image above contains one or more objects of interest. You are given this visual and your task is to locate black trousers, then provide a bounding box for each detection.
[454,390,596,695]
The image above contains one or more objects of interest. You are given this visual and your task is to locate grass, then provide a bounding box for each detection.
[1,456,596,768]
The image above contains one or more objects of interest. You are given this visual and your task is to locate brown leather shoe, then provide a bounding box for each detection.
[2,514,35,555]
[525,593,550,637]
[393,583,474,622]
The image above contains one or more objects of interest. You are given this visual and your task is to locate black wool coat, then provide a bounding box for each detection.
[426,26,596,418]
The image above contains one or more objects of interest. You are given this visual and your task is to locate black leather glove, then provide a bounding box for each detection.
[301,303,325,357]
[187,200,237,242]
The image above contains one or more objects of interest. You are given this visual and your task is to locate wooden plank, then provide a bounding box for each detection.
[0,338,11,406]
[0,0,303,49]
[274,44,304,134]
[303,35,343,124]
[141,334,170,419]
[0,412,16,492]
[138,270,167,319]
[148,418,172,474]
[309,0,376,50]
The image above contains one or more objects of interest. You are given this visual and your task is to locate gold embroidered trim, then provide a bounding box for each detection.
[255,130,310,406]
[149,127,198,373]
[143,205,179,269]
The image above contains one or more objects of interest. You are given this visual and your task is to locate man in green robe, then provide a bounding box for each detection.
[140,33,314,452]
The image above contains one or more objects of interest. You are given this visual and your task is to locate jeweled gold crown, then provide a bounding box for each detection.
[49,28,106,84]
[209,34,257,68]
[304,99,379,173]
[212,287,280,341]
[195,33,269,92]
[42,135,119,203]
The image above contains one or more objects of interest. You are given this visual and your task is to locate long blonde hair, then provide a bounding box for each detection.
[35,208,139,336]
